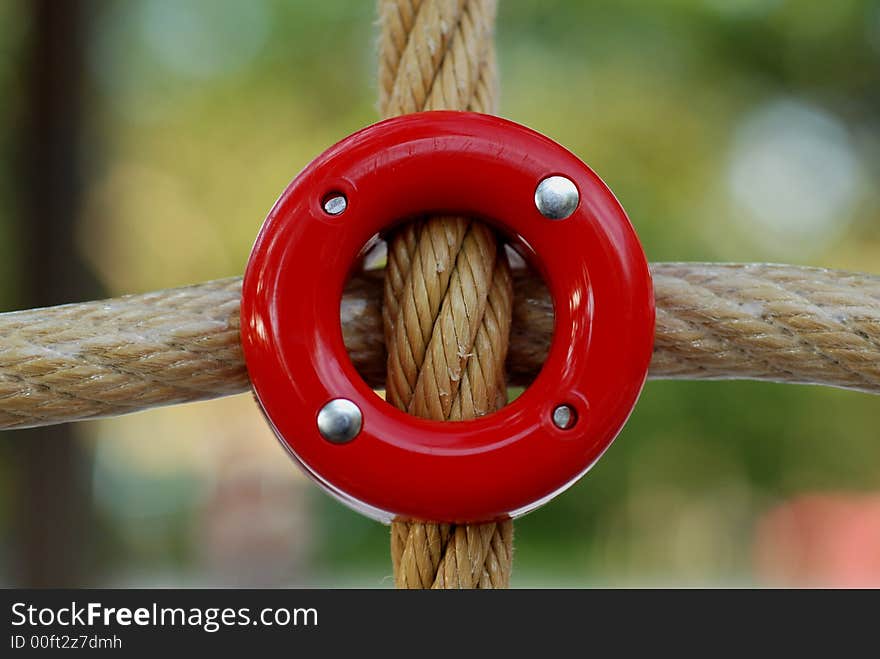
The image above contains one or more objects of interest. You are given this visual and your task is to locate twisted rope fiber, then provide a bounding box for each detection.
[379,0,513,589]
[2,264,880,431]
[0,278,248,429]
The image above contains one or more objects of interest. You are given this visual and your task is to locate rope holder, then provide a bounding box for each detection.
[240,111,655,523]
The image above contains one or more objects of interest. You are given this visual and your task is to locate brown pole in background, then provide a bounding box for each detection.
[10,0,101,586]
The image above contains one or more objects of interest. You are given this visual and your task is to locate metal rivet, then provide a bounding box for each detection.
[317,398,362,443]
[323,193,347,216]
[552,404,577,430]
[535,176,579,220]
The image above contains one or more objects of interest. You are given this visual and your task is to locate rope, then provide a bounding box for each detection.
[378,0,513,589]
[2,264,879,432]
[653,264,880,389]
[0,277,247,429]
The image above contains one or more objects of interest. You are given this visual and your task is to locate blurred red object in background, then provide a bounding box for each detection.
[754,493,880,587]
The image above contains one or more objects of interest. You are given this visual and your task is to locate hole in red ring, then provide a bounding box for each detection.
[340,216,555,419]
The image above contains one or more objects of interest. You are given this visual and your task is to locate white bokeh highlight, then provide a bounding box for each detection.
[726,99,861,253]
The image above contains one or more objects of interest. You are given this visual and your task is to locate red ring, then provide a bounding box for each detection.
[241,111,654,523]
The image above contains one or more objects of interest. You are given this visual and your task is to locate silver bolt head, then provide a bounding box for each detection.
[323,194,347,215]
[552,404,577,430]
[317,398,362,443]
[535,176,579,220]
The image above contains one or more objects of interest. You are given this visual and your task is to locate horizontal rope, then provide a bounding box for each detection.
[1,263,878,430]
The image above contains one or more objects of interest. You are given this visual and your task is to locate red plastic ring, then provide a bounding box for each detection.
[241,111,654,523]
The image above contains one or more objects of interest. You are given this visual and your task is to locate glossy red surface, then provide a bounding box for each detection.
[241,111,654,523]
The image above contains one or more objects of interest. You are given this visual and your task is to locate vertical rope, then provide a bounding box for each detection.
[378,0,514,588]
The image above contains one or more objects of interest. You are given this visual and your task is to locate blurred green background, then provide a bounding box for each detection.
[0,0,878,587]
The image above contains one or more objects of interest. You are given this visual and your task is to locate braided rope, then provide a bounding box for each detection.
[2,264,879,433]
[652,264,880,389]
[378,0,513,589]
[0,278,247,429]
